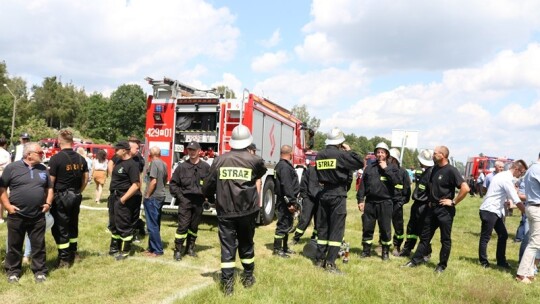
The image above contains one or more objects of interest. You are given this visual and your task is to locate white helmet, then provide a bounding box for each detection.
[374,142,390,155]
[325,128,345,145]
[417,149,434,167]
[389,148,401,162]
[229,125,253,149]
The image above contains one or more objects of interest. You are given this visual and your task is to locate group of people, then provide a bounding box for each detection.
[2,125,539,294]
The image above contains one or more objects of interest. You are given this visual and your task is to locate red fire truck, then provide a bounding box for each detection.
[464,155,514,185]
[144,77,310,224]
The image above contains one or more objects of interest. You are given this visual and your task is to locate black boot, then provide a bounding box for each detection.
[186,236,197,257]
[381,245,390,261]
[241,272,256,288]
[174,242,183,261]
[57,248,72,268]
[360,244,371,258]
[220,277,235,296]
[108,238,121,256]
[283,235,295,254]
[116,240,132,261]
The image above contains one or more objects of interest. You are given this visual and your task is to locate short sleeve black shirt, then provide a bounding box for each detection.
[48,149,89,191]
[110,158,140,192]
[428,164,464,203]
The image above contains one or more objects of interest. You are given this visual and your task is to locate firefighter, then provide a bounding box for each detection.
[107,141,141,260]
[203,125,267,296]
[399,149,434,257]
[293,159,321,244]
[357,142,400,261]
[48,129,89,267]
[273,145,300,258]
[169,141,210,260]
[314,128,363,273]
[388,148,411,256]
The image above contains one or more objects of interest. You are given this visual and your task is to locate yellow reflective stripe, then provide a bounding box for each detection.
[363,240,373,244]
[187,230,197,237]
[395,184,403,189]
[380,176,387,181]
[381,240,392,245]
[69,238,78,243]
[240,258,254,264]
[175,233,187,239]
[317,240,329,245]
[407,234,418,239]
[396,234,405,239]
[418,184,426,190]
[328,241,341,247]
[58,243,70,249]
[316,159,337,170]
[111,234,122,239]
[415,170,422,174]
[122,235,133,241]
[219,167,252,181]
[221,262,236,268]
[199,180,204,185]
[295,228,305,234]
[274,235,285,239]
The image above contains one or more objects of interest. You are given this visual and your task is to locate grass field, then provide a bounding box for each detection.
[1,182,540,304]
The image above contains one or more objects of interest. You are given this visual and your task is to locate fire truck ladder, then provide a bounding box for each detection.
[221,89,249,153]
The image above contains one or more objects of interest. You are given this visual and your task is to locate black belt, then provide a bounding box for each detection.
[55,188,79,194]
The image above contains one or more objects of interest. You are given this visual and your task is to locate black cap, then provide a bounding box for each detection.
[247,143,259,151]
[186,141,201,150]
[114,141,130,150]
[20,133,30,139]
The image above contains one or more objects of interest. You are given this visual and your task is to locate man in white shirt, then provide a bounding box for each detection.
[14,133,30,161]
[478,160,528,268]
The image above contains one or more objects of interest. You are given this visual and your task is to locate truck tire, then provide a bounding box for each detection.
[260,179,275,225]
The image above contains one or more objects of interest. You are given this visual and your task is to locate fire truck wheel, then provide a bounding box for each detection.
[260,179,276,225]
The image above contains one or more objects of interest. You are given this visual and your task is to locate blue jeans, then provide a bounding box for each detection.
[143,197,165,255]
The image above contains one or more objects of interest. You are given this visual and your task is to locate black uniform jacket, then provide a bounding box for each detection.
[169,159,210,203]
[356,161,400,203]
[315,146,364,196]
[274,158,300,205]
[203,149,267,218]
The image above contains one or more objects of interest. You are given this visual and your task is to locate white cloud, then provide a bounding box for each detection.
[0,0,239,91]
[320,44,540,162]
[297,0,540,70]
[260,29,281,48]
[251,51,289,73]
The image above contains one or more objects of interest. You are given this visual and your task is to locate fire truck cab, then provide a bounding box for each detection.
[144,77,309,225]
[464,155,514,185]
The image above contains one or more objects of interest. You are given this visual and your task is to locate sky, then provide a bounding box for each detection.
[1,0,540,163]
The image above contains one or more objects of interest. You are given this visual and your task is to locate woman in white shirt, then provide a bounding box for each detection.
[92,149,109,203]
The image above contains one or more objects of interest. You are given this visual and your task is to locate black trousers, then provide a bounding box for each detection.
[392,203,405,247]
[362,200,393,246]
[315,192,347,264]
[108,192,142,249]
[295,196,318,238]
[274,199,293,249]
[51,190,82,261]
[219,212,257,282]
[478,210,508,265]
[5,213,48,277]
[411,204,455,267]
[402,201,429,252]
[176,196,204,244]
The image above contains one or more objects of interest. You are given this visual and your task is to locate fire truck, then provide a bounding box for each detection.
[144,77,310,225]
[464,155,514,185]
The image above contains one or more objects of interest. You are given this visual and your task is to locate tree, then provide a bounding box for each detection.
[214,85,236,99]
[109,84,146,142]
[291,104,320,130]
[15,116,57,141]
[77,93,113,142]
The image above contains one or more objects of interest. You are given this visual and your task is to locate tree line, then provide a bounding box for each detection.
[1,61,440,170]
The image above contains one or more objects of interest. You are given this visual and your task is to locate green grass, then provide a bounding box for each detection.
[1,184,540,303]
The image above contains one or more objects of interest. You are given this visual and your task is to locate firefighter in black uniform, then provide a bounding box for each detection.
[169,141,210,260]
[107,141,141,260]
[399,149,434,257]
[48,130,89,267]
[203,125,267,296]
[293,159,321,244]
[273,145,300,258]
[315,128,363,273]
[389,148,411,256]
[357,142,400,260]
